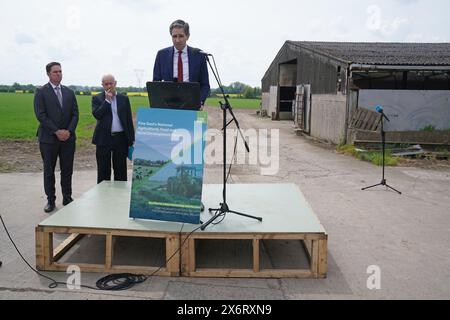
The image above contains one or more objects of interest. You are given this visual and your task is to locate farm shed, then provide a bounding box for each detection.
[261,41,450,145]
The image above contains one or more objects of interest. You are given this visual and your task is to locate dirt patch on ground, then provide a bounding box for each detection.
[396,156,450,169]
[0,139,97,173]
[2,138,449,174]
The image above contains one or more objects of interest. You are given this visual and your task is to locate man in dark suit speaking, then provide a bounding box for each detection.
[153,19,210,106]
[34,62,79,213]
[92,74,135,184]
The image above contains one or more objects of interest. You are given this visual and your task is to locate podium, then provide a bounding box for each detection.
[146,81,201,110]
[128,82,206,224]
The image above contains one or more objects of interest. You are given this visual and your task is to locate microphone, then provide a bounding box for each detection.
[375,104,390,122]
[192,47,212,56]
[375,105,383,113]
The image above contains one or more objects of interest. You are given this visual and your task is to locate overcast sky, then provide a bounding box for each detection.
[1,0,449,88]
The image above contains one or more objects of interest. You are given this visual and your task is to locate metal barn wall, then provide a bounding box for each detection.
[262,42,347,95]
[279,64,297,86]
[310,94,347,144]
[262,44,298,92]
[292,44,344,94]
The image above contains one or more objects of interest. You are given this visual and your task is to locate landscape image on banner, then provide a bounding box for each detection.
[129,108,207,224]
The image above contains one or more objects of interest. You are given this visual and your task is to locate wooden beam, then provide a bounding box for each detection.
[187,233,315,240]
[318,238,328,277]
[304,239,312,259]
[165,236,180,276]
[180,235,188,274]
[105,233,113,270]
[253,238,260,273]
[40,226,176,239]
[48,263,172,276]
[191,269,312,278]
[310,240,319,277]
[188,238,196,275]
[35,227,45,270]
[43,232,53,268]
[180,236,195,275]
[53,234,84,262]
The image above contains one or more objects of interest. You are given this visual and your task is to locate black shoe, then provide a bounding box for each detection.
[63,196,73,206]
[44,201,56,213]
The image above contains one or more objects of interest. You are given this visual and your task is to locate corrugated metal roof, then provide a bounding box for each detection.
[289,41,450,66]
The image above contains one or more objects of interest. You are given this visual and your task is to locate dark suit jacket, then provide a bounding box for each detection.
[91,92,135,147]
[153,46,210,103]
[34,83,79,144]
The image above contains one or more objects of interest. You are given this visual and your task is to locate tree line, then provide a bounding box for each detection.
[210,82,262,99]
[0,81,262,99]
[0,83,141,95]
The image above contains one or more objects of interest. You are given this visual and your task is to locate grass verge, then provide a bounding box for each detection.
[337,144,399,166]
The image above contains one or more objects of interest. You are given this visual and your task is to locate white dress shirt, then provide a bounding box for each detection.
[107,94,124,133]
[173,46,189,82]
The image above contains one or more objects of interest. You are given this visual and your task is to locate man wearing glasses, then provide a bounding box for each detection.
[92,74,135,184]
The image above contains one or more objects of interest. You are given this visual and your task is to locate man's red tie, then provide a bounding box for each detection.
[177,50,183,83]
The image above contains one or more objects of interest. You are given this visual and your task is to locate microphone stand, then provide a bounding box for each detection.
[200,53,262,231]
[362,110,401,194]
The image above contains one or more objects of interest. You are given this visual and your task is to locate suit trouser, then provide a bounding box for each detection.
[39,140,76,202]
[96,133,128,184]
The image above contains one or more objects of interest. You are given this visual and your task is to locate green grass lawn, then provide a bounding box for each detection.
[0,93,260,140]
[205,98,261,109]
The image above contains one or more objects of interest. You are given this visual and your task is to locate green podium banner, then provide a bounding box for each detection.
[129,108,207,224]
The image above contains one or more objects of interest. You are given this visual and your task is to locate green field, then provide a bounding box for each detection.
[205,98,261,109]
[0,93,260,140]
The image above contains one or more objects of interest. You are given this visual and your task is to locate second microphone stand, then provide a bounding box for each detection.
[200,54,262,231]
[362,109,401,194]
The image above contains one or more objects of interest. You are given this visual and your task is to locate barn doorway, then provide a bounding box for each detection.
[278,60,297,120]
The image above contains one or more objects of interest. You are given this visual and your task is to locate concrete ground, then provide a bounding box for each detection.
[1,107,450,300]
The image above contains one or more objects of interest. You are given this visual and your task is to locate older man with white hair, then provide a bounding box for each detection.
[92,74,135,184]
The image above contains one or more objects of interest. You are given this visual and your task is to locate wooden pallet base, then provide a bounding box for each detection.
[181,233,327,278]
[35,182,328,278]
[36,227,327,278]
[36,226,180,276]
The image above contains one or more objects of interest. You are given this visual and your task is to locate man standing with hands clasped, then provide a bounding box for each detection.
[92,75,135,184]
[34,62,79,213]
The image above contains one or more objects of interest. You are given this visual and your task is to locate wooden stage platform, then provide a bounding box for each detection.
[36,182,327,278]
